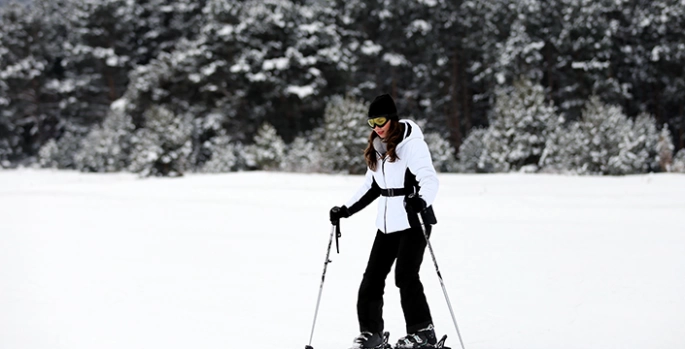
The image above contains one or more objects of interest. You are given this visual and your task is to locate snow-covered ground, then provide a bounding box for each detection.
[1,169,684,349]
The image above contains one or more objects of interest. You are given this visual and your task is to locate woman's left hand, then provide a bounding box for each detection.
[404,193,427,213]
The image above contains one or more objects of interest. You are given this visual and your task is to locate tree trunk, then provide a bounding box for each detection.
[678,101,685,149]
[107,69,117,102]
[449,51,462,149]
[545,41,554,99]
[654,87,662,125]
[461,60,471,140]
[31,80,43,146]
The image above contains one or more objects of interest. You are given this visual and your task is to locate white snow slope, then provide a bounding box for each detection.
[1,169,684,349]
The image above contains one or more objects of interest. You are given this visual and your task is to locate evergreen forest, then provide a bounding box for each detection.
[1,0,685,176]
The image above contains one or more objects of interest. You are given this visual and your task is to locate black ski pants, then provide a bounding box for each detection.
[357,226,433,335]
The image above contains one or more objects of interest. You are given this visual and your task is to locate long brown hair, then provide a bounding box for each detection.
[364,120,403,171]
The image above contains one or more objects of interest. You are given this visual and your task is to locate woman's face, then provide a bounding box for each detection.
[373,120,392,139]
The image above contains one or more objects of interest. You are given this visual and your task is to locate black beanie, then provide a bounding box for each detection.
[368,94,398,119]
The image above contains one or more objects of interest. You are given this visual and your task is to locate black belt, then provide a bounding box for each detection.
[381,188,409,197]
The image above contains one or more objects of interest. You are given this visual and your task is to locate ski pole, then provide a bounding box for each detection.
[417,212,467,349]
[305,224,337,349]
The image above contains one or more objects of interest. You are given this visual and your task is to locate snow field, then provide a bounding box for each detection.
[1,170,684,349]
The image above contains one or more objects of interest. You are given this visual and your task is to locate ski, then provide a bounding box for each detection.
[304,329,451,349]
[434,334,450,349]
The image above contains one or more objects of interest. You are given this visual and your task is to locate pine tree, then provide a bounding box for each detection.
[606,116,641,175]
[0,85,15,167]
[128,106,193,177]
[37,139,59,168]
[574,96,632,175]
[672,148,685,173]
[187,112,230,171]
[36,122,89,169]
[200,132,239,173]
[248,122,286,171]
[61,0,206,130]
[456,128,487,173]
[479,78,558,172]
[283,134,323,173]
[496,0,621,120]
[424,132,456,173]
[622,112,660,173]
[0,1,70,162]
[60,0,136,129]
[656,124,674,172]
[74,99,135,172]
[615,0,685,140]
[542,99,665,175]
[317,94,368,174]
[118,0,242,134]
[539,119,588,174]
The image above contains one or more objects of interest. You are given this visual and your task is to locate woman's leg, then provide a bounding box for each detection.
[394,227,432,333]
[357,230,400,333]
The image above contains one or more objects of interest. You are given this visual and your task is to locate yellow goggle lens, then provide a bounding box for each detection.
[367,116,388,128]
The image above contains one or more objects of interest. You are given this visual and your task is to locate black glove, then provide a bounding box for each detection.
[404,193,427,213]
[329,205,351,224]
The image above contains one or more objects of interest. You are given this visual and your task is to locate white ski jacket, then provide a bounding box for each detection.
[345,119,439,233]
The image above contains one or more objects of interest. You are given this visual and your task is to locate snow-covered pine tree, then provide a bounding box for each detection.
[656,124,674,172]
[456,128,487,173]
[0,92,14,167]
[0,1,70,163]
[37,139,59,168]
[120,0,244,139]
[59,0,136,130]
[423,0,513,148]
[202,0,343,141]
[128,106,193,177]
[282,134,323,173]
[617,1,685,140]
[574,96,632,175]
[424,132,457,172]
[542,103,663,175]
[553,0,623,117]
[496,14,544,87]
[247,122,286,171]
[351,0,432,127]
[479,78,558,172]
[36,122,89,169]
[672,148,685,173]
[639,114,663,173]
[606,116,641,175]
[614,112,660,174]
[74,99,135,172]
[0,11,18,167]
[317,94,369,174]
[60,0,206,126]
[539,119,588,174]
[188,112,232,171]
[496,0,621,120]
[200,131,239,173]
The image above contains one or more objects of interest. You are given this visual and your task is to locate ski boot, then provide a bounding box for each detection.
[394,325,437,349]
[349,331,391,349]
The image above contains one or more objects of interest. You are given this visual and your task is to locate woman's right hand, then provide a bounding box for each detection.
[329,205,351,224]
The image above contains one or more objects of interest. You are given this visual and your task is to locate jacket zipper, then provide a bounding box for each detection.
[382,157,388,233]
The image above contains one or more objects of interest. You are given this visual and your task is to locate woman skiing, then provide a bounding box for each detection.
[329,94,439,349]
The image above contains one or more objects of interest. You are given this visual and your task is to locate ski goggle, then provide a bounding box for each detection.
[367,116,389,128]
